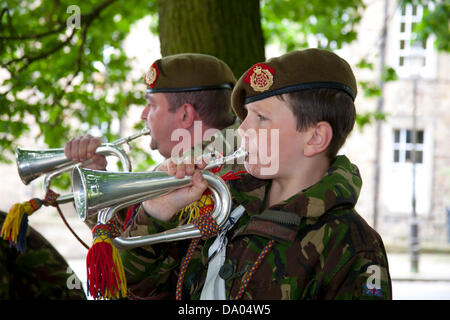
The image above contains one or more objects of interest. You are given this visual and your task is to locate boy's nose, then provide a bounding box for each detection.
[237,125,252,154]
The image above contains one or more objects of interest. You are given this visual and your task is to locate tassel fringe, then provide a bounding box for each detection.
[177,170,246,223]
[87,220,126,300]
[0,199,42,253]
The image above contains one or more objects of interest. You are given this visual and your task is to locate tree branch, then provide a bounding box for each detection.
[9,27,77,71]
[48,21,88,110]
[2,0,118,71]
[0,24,66,40]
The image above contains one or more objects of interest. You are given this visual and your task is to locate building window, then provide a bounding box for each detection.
[398,4,425,65]
[393,128,424,164]
[392,2,437,78]
[384,123,432,215]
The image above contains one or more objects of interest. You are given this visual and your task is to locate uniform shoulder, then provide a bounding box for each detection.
[320,209,387,254]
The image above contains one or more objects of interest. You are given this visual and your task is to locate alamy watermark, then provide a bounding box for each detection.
[169,121,280,176]
[66,5,81,29]
[66,266,83,290]
[364,265,383,297]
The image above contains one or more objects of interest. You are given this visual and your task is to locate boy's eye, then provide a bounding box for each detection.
[257,114,268,121]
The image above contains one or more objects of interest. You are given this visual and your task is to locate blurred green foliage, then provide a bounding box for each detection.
[261,0,365,51]
[0,0,447,179]
[0,0,157,167]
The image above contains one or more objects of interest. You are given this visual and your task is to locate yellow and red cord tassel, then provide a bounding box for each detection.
[87,219,126,299]
[177,169,246,223]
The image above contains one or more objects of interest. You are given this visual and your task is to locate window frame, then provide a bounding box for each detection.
[390,2,437,79]
[393,128,424,164]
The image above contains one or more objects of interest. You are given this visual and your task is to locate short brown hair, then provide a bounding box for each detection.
[165,89,236,130]
[278,88,356,160]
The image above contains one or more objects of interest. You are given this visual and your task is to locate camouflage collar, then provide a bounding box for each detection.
[230,155,362,221]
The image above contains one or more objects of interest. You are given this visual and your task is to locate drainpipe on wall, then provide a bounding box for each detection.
[373,0,389,230]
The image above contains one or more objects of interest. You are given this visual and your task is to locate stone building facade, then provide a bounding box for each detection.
[339,0,450,245]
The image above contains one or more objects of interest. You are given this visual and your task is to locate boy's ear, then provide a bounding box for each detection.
[177,103,197,129]
[304,121,333,157]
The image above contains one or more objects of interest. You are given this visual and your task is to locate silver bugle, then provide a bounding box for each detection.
[15,128,150,204]
[71,148,248,249]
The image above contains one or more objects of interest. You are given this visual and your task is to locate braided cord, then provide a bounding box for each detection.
[174,169,246,300]
[93,219,122,239]
[233,240,275,300]
[175,213,220,300]
[42,189,59,206]
[174,214,275,300]
[175,238,200,300]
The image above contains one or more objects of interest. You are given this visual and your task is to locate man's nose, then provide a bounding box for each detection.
[141,105,150,120]
[237,117,250,138]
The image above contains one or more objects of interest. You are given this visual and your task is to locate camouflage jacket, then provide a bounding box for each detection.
[0,211,86,299]
[121,148,391,299]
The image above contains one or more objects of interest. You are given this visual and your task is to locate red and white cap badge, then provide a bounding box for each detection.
[144,62,159,88]
[244,63,275,92]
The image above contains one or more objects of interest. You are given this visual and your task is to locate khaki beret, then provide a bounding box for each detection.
[144,53,236,93]
[231,48,357,120]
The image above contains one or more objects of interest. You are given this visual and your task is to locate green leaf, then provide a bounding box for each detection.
[359,81,381,98]
[356,59,374,70]
[381,67,398,82]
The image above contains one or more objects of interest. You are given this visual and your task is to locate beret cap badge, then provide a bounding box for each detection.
[245,63,275,92]
[144,63,159,88]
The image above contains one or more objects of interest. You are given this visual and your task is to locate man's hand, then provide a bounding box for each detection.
[64,135,107,171]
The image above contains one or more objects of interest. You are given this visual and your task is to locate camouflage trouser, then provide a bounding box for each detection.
[0,211,86,299]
